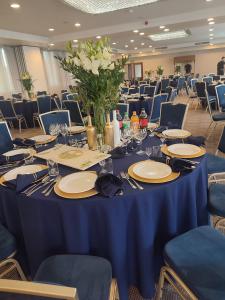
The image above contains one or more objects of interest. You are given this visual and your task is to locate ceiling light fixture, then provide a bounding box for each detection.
[209,33,214,36]
[141,42,145,45]
[139,32,145,35]
[96,35,101,39]
[134,47,138,50]
[149,45,152,48]
[49,43,55,46]
[209,37,214,40]
[149,30,189,41]
[112,42,117,45]
[73,39,78,42]
[208,21,215,25]
[133,30,139,33]
[130,39,134,43]
[208,18,214,21]
[74,23,81,27]
[48,28,55,31]
[209,28,214,31]
[10,3,20,8]
[125,45,129,48]
[164,28,170,32]
[160,25,165,29]
[206,0,213,2]
[63,0,159,14]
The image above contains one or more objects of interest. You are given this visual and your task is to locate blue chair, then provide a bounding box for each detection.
[0,97,4,101]
[215,84,225,111]
[213,75,221,81]
[0,122,13,154]
[139,84,148,95]
[169,88,177,102]
[121,87,129,94]
[0,255,117,300]
[33,96,51,128]
[128,87,139,95]
[63,101,84,126]
[0,223,25,280]
[144,86,156,97]
[37,91,47,96]
[116,103,129,119]
[164,86,172,101]
[62,92,69,100]
[0,101,27,133]
[39,110,71,134]
[208,73,216,77]
[159,103,189,129]
[12,93,22,100]
[176,77,185,94]
[161,79,169,93]
[190,78,198,92]
[150,94,168,123]
[203,76,213,85]
[156,226,225,300]
[66,93,78,100]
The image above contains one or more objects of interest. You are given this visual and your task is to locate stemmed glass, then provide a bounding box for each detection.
[160,126,168,145]
[134,129,148,155]
[121,128,132,156]
[145,147,152,159]
[49,123,60,145]
[60,123,69,145]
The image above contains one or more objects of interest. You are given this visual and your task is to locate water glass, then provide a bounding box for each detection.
[145,147,152,159]
[47,160,59,177]
[152,145,162,157]
[99,158,113,174]
[60,124,69,144]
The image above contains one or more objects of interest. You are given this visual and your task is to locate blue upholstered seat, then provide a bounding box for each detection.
[212,113,225,121]
[34,255,112,300]
[0,224,17,261]
[164,226,225,300]
[209,184,225,217]
[206,153,225,174]
[39,111,71,134]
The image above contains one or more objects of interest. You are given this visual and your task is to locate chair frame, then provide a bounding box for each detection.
[0,121,12,141]
[156,266,198,300]
[63,100,84,126]
[215,84,225,112]
[159,102,189,129]
[39,110,71,134]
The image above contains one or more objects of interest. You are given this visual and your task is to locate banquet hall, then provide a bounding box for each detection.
[1,0,225,299]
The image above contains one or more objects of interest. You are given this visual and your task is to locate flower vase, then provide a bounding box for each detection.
[97,133,104,151]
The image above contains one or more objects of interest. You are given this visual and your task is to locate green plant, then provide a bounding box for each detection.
[56,38,127,134]
[20,72,34,96]
[145,70,153,78]
[175,65,181,74]
[156,65,164,76]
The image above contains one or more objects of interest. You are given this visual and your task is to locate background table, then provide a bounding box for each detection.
[0,137,209,300]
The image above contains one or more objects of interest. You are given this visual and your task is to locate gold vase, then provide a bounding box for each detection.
[86,115,97,150]
[104,114,114,148]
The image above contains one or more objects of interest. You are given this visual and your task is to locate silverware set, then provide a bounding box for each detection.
[120,171,144,190]
[23,175,59,197]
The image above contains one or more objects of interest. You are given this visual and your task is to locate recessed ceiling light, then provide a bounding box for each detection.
[149,30,189,41]
[209,28,214,31]
[139,32,145,35]
[10,3,20,8]
[164,28,170,32]
[134,47,138,50]
[149,45,153,48]
[209,21,215,25]
[48,28,55,31]
[139,51,143,54]
[74,23,81,27]
[206,0,213,2]
[133,30,139,33]
[130,39,134,43]
[49,43,55,46]
[209,33,214,36]
[208,18,214,21]
[96,35,101,39]
[63,0,160,14]
[209,37,214,40]
[125,45,129,48]
[141,42,145,45]
[73,39,78,42]
[160,25,165,29]
[210,43,214,46]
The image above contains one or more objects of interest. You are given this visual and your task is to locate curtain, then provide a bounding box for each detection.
[0,47,21,98]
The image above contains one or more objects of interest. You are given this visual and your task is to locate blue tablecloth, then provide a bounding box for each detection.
[14,100,38,128]
[0,137,209,300]
[128,98,153,117]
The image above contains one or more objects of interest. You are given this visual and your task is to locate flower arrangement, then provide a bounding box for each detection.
[20,72,34,98]
[156,65,164,76]
[56,38,127,134]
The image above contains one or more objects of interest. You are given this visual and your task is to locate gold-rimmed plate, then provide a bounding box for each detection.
[54,182,98,199]
[133,160,172,180]
[3,148,36,159]
[162,129,191,139]
[128,161,180,184]
[68,126,86,134]
[30,135,56,145]
[162,145,206,158]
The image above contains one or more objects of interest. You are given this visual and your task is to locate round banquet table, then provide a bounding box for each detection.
[0,136,209,300]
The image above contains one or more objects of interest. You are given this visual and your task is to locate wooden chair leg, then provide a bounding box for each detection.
[109,279,119,300]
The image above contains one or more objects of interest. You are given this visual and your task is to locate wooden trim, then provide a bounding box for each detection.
[0,279,78,300]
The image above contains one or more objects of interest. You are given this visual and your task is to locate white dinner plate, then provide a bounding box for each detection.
[167,143,201,156]
[133,160,172,180]
[30,135,54,144]
[162,129,191,138]
[68,126,86,134]
[3,164,46,182]
[58,172,97,194]
[3,148,34,157]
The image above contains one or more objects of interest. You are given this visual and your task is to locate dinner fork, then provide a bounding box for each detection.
[125,172,144,190]
[120,171,137,189]
[43,176,61,197]
[25,177,55,196]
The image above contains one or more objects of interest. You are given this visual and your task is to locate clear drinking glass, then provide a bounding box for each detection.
[99,158,113,174]
[47,159,59,177]
[145,147,152,159]
[49,123,60,145]
[60,123,68,145]
[152,145,162,157]
[135,129,148,155]
[121,128,132,156]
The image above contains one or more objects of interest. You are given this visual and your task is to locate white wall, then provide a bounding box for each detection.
[23,46,48,92]
[129,48,225,76]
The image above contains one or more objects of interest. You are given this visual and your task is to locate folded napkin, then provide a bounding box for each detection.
[149,156,196,173]
[13,138,35,147]
[110,147,126,159]
[0,153,29,165]
[5,169,48,193]
[95,174,123,197]
[154,126,168,133]
[127,140,138,152]
[166,136,205,147]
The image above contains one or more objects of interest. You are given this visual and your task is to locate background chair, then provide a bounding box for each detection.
[33,96,51,127]
[121,87,129,95]
[117,103,129,118]
[63,101,84,126]
[0,122,13,154]
[160,79,170,93]
[215,84,225,111]
[139,84,149,95]
[0,101,27,133]
[39,110,71,134]
[169,88,177,102]
[144,86,156,98]
[66,93,78,101]
[156,226,225,300]
[159,103,189,129]
[203,76,213,85]
[128,87,139,95]
[176,77,185,94]
[150,94,168,123]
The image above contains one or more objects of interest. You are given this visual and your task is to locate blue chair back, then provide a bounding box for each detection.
[37,91,47,96]
[161,79,170,92]
[62,92,69,101]
[12,93,22,100]
[218,126,225,154]
[0,122,13,154]
[177,77,185,91]
[129,87,139,95]
[117,103,129,119]
[66,94,78,100]
[63,101,84,125]
[150,94,168,122]
[0,101,17,119]
[191,79,198,92]
[169,89,177,102]
[39,110,71,134]
[215,85,225,111]
[165,86,173,100]
[203,77,213,85]
[160,103,188,129]
[140,85,148,95]
[213,75,220,81]
[208,73,215,77]
[144,86,156,97]
[121,87,129,94]
[37,96,51,114]
[195,82,206,99]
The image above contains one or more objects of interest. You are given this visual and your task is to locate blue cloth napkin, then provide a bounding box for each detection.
[110,147,126,159]
[5,169,48,193]
[166,136,205,147]
[13,138,35,147]
[95,174,123,197]
[150,156,196,173]
[0,153,29,165]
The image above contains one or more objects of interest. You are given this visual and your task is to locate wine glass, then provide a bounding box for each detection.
[145,147,152,159]
[60,123,68,145]
[160,126,168,145]
[121,128,132,156]
[135,129,148,155]
[49,123,60,145]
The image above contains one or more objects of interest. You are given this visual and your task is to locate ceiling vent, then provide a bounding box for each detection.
[155,46,168,50]
[195,41,209,46]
